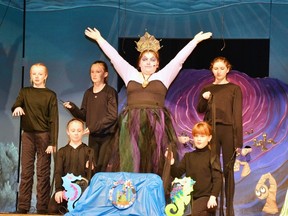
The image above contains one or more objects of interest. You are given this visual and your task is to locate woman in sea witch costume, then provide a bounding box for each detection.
[84,27,212,190]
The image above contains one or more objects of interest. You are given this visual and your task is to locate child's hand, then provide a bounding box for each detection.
[202,91,211,100]
[12,107,25,116]
[55,191,64,203]
[84,128,90,135]
[164,150,175,165]
[45,145,56,154]
[86,161,95,170]
[63,101,72,109]
[207,195,217,209]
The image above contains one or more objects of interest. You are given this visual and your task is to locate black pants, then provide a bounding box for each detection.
[18,131,51,212]
[215,124,236,216]
[88,133,115,172]
[192,197,216,216]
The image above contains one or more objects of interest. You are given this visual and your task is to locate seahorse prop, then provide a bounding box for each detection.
[165,177,196,216]
[62,173,88,211]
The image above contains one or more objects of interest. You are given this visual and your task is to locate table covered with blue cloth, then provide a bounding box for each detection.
[65,172,166,216]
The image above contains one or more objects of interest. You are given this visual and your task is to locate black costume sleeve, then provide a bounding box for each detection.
[11,89,24,112]
[196,87,209,113]
[170,154,187,178]
[65,101,86,121]
[54,148,65,192]
[211,155,223,197]
[48,91,59,146]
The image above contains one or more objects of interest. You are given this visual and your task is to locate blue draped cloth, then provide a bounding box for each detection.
[65,172,166,216]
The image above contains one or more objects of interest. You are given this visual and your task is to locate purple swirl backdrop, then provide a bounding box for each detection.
[119,69,288,215]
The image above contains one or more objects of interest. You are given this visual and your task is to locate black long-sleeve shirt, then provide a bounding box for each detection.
[11,87,59,146]
[197,83,243,148]
[54,143,95,192]
[67,84,118,135]
[170,146,222,200]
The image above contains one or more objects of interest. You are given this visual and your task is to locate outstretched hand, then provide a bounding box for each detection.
[193,31,212,43]
[63,101,72,109]
[84,27,102,41]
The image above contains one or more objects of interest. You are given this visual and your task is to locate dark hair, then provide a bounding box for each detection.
[91,60,109,83]
[209,56,232,71]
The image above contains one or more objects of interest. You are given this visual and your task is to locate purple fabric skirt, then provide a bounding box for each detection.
[109,105,184,179]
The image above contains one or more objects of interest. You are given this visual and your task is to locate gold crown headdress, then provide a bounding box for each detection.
[135,32,162,53]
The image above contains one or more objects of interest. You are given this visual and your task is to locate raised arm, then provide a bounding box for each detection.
[159,31,212,88]
[84,27,137,85]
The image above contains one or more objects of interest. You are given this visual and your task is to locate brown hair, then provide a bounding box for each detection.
[209,56,232,71]
[91,60,109,83]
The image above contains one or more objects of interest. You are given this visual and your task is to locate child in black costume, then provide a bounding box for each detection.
[12,63,58,214]
[167,121,222,216]
[48,118,95,214]
[63,61,118,172]
[197,57,243,216]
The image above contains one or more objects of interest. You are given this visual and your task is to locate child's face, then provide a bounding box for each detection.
[193,133,212,149]
[90,63,108,84]
[30,65,47,87]
[66,121,84,143]
[211,60,229,82]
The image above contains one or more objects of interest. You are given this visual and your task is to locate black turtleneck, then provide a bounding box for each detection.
[171,145,222,199]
